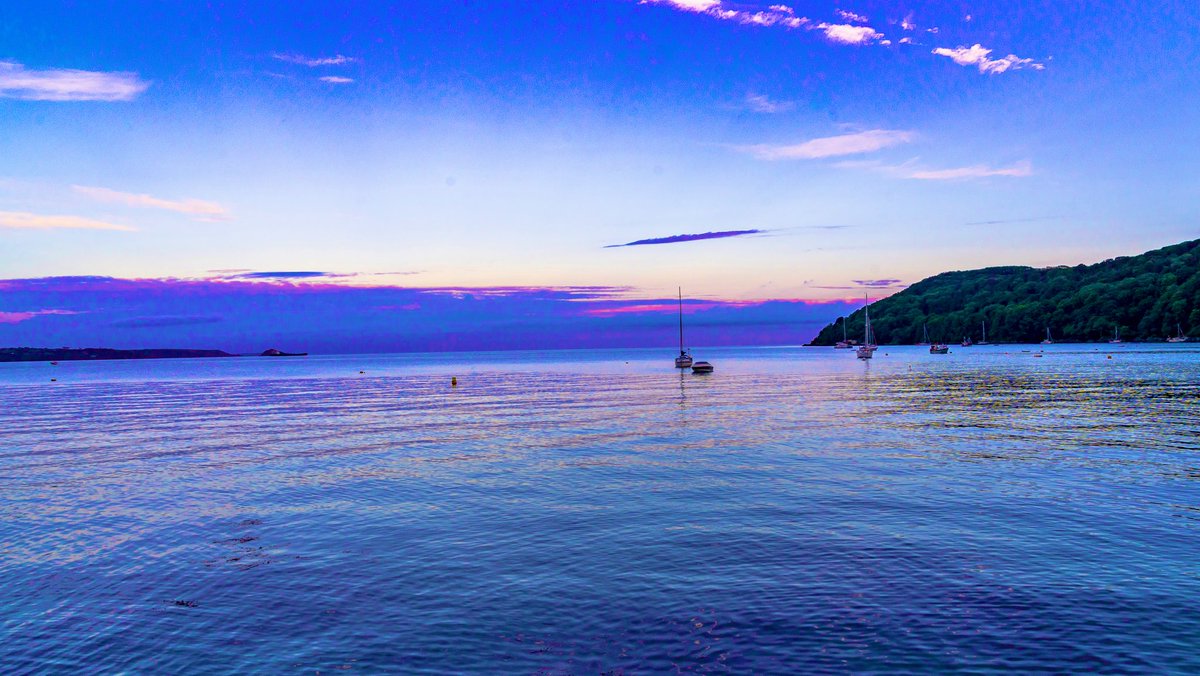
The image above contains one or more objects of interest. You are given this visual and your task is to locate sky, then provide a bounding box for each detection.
[1,1,1198,352]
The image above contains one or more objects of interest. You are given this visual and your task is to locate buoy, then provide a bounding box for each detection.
[359,370,365,374]
[451,376,457,387]
[1107,355,1112,359]
[50,378,56,382]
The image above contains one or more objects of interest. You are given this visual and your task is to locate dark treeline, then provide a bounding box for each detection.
[810,238,1200,345]
[0,347,234,363]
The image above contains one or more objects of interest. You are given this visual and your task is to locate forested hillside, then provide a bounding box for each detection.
[810,239,1200,345]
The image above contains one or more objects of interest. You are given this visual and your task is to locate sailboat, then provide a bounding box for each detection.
[856,296,878,360]
[1109,326,1123,344]
[978,320,989,345]
[674,287,693,368]
[1167,323,1188,343]
[917,323,930,346]
[1041,327,1053,345]
[834,317,853,348]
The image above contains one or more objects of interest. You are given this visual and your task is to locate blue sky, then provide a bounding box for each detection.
[0,1,1197,350]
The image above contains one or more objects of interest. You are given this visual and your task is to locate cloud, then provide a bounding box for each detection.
[640,1,810,28]
[738,129,914,160]
[906,161,1033,180]
[72,185,231,221]
[835,9,869,23]
[817,23,883,44]
[0,275,861,351]
[836,158,1033,180]
[271,53,357,67]
[0,309,80,324]
[225,271,351,280]
[110,315,222,328]
[963,216,1053,226]
[932,44,1045,74]
[646,0,721,11]
[319,76,354,84]
[745,93,793,113]
[901,12,915,30]
[0,210,133,231]
[852,279,903,287]
[605,229,764,247]
[0,61,148,102]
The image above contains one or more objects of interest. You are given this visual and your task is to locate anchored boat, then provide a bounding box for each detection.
[674,287,693,368]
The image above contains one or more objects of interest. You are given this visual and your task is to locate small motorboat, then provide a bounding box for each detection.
[691,361,713,373]
[929,344,949,354]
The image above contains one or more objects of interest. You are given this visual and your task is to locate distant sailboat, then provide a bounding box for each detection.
[1041,327,1054,345]
[979,320,989,345]
[917,323,930,346]
[835,316,853,349]
[1167,323,1188,343]
[1109,326,1123,344]
[856,295,878,360]
[674,287,693,368]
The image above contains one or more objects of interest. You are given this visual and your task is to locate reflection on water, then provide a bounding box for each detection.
[1,345,1199,672]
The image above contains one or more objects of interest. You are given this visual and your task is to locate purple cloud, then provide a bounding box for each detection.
[605,229,765,248]
[0,276,856,353]
[110,315,223,328]
[226,271,348,280]
[852,279,904,287]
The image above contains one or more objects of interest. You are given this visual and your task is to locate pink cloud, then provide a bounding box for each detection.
[0,309,81,324]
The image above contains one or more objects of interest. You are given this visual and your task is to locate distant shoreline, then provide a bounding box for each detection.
[0,348,236,363]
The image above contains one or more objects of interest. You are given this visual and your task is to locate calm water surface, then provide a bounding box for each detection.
[2,345,1199,673]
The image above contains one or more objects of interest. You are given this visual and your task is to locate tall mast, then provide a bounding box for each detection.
[863,294,871,345]
[678,287,684,354]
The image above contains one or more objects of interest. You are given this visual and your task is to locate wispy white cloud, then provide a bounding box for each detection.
[72,185,230,221]
[271,53,357,67]
[745,93,794,113]
[319,76,354,84]
[835,9,868,23]
[932,44,1044,74]
[738,129,915,160]
[0,210,133,231]
[639,1,810,28]
[0,61,148,101]
[900,12,916,30]
[906,161,1033,180]
[836,158,1033,180]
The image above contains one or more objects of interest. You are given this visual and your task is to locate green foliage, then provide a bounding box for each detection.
[810,239,1200,345]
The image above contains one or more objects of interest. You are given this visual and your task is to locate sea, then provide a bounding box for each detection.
[1,344,1198,673]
